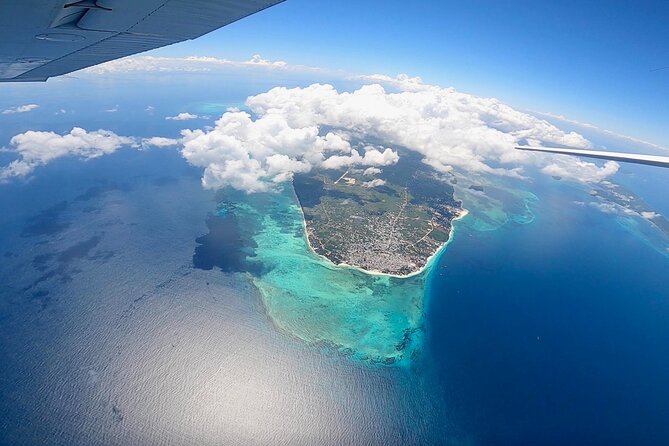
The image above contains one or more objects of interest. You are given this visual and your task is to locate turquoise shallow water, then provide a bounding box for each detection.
[2,140,669,445]
[3,76,669,444]
[0,148,453,445]
[231,169,669,371]
[218,178,540,365]
[224,188,429,364]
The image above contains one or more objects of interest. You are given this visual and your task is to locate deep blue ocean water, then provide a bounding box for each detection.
[427,174,669,445]
[0,148,449,445]
[1,74,668,445]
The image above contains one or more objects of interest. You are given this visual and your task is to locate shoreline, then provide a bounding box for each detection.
[289,185,469,279]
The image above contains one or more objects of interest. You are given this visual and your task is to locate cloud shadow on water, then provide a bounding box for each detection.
[21,201,70,237]
[192,212,265,275]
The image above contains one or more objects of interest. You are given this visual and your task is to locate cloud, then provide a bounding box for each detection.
[141,136,179,148]
[187,54,288,69]
[589,202,620,214]
[166,112,201,121]
[246,82,608,180]
[85,55,298,75]
[175,81,619,192]
[641,211,660,220]
[105,105,119,113]
[352,73,426,92]
[319,147,399,170]
[541,160,619,183]
[363,167,382,176]
[1,128,136,180]
[2,104,39,114]
[589,201,638,217]
[0,77,618,192]
[178,107,402,192]
[362,178,386,188]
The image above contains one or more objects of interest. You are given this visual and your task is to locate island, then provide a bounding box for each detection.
[293,148,465,276]
[590,181,669,239]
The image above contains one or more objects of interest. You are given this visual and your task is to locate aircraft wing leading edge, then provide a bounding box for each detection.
[0,0,284,82]
[515,146,669,168]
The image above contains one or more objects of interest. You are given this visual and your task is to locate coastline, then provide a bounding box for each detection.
[289,184,468,279]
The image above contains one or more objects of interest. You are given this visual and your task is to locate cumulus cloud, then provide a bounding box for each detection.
[245,82,607,180]
[179,109,394,192]
[175,81,618,193]
[352,73,426,92]
[1,128,136,180]
[589,202,620,214]
[187,54,288,69]
[86,55,294,75]
[319,147,399,170]
[1,78,619,193]
[589,201,638,217]
[2,104,39,114]
[541,160,619,183]
[362,178,386,188]
[166,112,201,121]
[363,167,382,176]
[641,211,660,220]
[141,136,179,148]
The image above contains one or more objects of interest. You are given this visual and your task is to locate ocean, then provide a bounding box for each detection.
[427,172,669,445]
[1,75,668,445]
[0,148,450,445]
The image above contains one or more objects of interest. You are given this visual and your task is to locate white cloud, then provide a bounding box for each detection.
[166,112,201,121]
[352,73,426,91]
[641,211,660,220]
[589,201,637,217]
[85,55,296,75]
[363,167,382,176]
[1,76,620,192]
[362,178,386,188]
[319,147,399,170]
[141,136,179,148]
[186,54,288,69]
[360,146,399,166]
[1,127,136,180]
[541,160,619,183]
[105,105,119,113]
[245,82,607,181]
[590,202,620,214]
[179,109,393,192]
[2,104,39,114]
[174,81,619,193]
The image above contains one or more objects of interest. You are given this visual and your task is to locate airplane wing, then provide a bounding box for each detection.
[515,146,669,168]
[0,0,284,82]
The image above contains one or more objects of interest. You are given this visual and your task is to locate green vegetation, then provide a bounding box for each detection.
[294,149,463,275]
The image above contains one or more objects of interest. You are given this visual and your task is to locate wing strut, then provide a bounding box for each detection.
[515,146,669,168]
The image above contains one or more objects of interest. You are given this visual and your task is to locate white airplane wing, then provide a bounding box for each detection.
[515,146,669,168]
[0,0,284,82]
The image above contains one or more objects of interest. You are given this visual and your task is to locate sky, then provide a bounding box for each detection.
[151,0,669,148]
[1,0,667,190]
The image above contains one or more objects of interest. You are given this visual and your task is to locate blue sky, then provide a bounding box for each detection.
[154,0,669,147]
